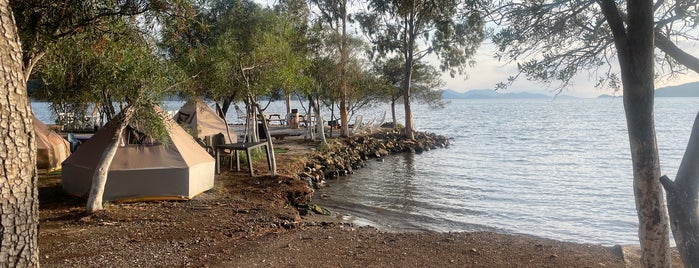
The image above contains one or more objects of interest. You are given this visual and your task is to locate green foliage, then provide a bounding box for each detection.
[317,141,329,153]
[161,0,311,114]
[374,56,445,109]
[274,148,289,154]
[34,19,173,121]
[357,0,486,76]
[128,102,171,146]
[12,0,190,80]
[356,0,485,137]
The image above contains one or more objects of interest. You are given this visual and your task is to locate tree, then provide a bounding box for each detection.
[36,19,176,122]
[1,0,187,262]
[1,1,39,265]
[306,56,338,141]
[357,0,485,139]
[491,0,699,266]
[308,0,353,137]
[375,56,445,129]
[161,0,245,116]
[274,0,314,115]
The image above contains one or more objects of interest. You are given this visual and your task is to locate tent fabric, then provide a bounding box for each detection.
[174,99,236,144]
[34,115,70,172]
[62,105,215,202]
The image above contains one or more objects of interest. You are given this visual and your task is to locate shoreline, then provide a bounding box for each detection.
[36,131,682,266]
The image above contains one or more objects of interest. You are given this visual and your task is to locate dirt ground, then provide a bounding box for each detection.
[38,138,681,267]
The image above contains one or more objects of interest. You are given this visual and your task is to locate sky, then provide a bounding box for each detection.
[440,43,699,98]
[255,0,699,99]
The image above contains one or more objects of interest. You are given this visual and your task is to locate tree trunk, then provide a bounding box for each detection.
[0,0,40,265]
[329,101,335,138]
[339,99,348,137]
[86,108,133,213]
[312,97,326,144]
[285,94,291,114]
[338,0,349,137]
[252,101,276,177]
[391,99,397,129]
[660,112,699,267]
[402,5,416,140]
[600,0,671,266]
[221,98,232,117]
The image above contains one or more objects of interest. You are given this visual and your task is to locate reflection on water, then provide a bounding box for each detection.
[388,153,416,213]
[315,98,699,246]
[315,153,499,233]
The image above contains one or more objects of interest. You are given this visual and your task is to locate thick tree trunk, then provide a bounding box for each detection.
[660,112,699,267]
[623,71,670,268]
[87,108,133,213]
[600,0,671,266]
[0,1,40,265]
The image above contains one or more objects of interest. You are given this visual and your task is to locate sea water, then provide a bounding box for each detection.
[313,97,699,246]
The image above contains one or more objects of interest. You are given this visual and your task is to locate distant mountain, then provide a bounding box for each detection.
[595,81,699,98]
[655,81,699,97]
[442,89,574,99]
[596,94,618,99]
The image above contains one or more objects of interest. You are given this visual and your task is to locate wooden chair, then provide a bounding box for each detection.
[212,133,271,176]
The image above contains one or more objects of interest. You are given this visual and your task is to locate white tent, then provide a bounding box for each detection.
[174,98,236,144]
[62,106,215,202]
[34,115,70,172]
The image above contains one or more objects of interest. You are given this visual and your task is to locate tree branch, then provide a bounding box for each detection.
[655,31,699,73]
[597,0,628,50]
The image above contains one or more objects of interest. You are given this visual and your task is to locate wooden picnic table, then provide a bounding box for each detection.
[265,114,286,125]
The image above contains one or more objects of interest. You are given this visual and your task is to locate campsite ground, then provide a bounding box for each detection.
[38,137,682,267]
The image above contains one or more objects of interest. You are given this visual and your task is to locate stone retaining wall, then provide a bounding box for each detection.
[299,130,450,189]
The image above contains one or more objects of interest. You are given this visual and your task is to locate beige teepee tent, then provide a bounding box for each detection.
[62,106,215,202]
[34,115,70,172]
[174,98,236,144]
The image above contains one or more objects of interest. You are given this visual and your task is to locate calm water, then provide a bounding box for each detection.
[32,98,699,245]
[313,98,699,246]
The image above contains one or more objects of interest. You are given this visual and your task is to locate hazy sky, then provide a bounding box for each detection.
[256,0,699,99]
[441,43,699,98]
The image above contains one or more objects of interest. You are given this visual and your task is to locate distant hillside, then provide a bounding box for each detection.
[595,81,699,98]
[442,89,574,99]
[655,81,699,97]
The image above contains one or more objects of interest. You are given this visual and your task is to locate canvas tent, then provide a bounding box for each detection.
[174,99,236,144]
[62,106,215,202]
[34,115,70,172]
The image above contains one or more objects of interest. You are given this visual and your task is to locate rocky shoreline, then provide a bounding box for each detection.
[299,130,450,190]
